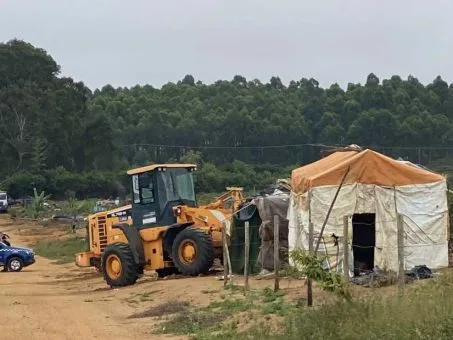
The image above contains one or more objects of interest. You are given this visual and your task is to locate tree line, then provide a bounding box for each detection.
[1,39,453,198]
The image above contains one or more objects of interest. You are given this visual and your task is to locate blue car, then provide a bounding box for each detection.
[0,241,35,272]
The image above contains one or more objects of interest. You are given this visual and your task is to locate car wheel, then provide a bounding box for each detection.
[7,257,23,272]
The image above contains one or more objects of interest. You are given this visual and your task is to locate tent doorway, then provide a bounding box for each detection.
[352,213,375,276]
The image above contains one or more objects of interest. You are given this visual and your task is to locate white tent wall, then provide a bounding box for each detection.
[373,185,398,271]
[395,181,449,270]
[287,180,449,274]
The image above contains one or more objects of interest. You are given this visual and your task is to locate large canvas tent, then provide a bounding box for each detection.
[287,148,449,274]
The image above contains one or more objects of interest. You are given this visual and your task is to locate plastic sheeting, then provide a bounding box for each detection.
[288,181,449,273]
[255,193,290,271]
[229,207,262,275]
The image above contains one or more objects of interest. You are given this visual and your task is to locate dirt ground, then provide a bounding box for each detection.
[0,216,311,340]
[1,214,430,340]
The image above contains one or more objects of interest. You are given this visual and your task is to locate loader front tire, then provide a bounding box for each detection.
[101,242,139,288]
[172,227,214,276]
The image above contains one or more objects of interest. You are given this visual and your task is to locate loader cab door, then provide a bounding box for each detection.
[131,171,159,229]
[155,168,197,225]
[131,167,197,229]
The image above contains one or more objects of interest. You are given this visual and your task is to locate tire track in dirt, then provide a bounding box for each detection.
[0,217,186,340]
[0,215,310,340]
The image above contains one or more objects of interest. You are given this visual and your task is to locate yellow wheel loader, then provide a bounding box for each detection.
[75,163,244,287]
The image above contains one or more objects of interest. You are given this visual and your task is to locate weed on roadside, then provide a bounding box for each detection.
[155,310,225,336]
[154,287,299,338]
[129,300,190,319]
[124,290,160,305]
[34,237,87,264]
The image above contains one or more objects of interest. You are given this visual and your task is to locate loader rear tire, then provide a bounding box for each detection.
[101,242,139,288]
[171,227,214,276]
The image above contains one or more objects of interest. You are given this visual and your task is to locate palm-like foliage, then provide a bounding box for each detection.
[27,187,51,218]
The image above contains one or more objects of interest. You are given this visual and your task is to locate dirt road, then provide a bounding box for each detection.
[0,216,305,340]
[0,215,314,340]
[0,217,200,340]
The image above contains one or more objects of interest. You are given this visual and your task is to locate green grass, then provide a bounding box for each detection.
[272,275,453,339]
[128,300,190,319]
[34,236,87,264]
[9,198,97,219]
[153,286,300,339]
[157,310,226,337]
[153,273,453,340]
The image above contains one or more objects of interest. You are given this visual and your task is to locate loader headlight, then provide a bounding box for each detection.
[173,206,182,216]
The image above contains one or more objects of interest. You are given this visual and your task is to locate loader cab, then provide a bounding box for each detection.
[127,164,197,228]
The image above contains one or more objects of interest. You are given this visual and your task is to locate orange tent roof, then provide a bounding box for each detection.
[291,149,444,194]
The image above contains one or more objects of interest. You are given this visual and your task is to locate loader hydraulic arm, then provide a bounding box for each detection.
[200,187,245,212]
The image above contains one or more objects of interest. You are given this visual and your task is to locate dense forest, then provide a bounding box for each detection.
[1,39,453,198]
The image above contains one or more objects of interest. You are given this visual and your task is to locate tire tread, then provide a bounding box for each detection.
[6,256,23,272]
[171,227,214,276]
[101,242,138,287]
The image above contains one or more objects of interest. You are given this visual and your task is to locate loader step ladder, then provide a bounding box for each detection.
[97,216,108,252]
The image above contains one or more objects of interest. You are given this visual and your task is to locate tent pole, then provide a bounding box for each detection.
[314,166,351,253]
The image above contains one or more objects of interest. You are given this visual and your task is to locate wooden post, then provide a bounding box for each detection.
[222,226,228,287]
[343,216,349,286]
[397,214,405,294]
[244,221,250,294]
[307,221,314,307]
[225,222,233,285]
[274,215,280,292]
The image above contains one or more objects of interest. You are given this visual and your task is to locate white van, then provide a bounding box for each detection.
[0,192,8,213]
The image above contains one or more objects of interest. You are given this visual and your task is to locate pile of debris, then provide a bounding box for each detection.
[254,180,290,274]
[351,265,434,288]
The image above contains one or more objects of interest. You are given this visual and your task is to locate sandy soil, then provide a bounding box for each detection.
[0,215,309,340]
[1,214,426,340]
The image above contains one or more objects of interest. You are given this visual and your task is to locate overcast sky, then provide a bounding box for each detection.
[0,0,452,90]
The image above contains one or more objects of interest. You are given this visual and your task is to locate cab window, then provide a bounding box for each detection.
[138,173,154,204]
